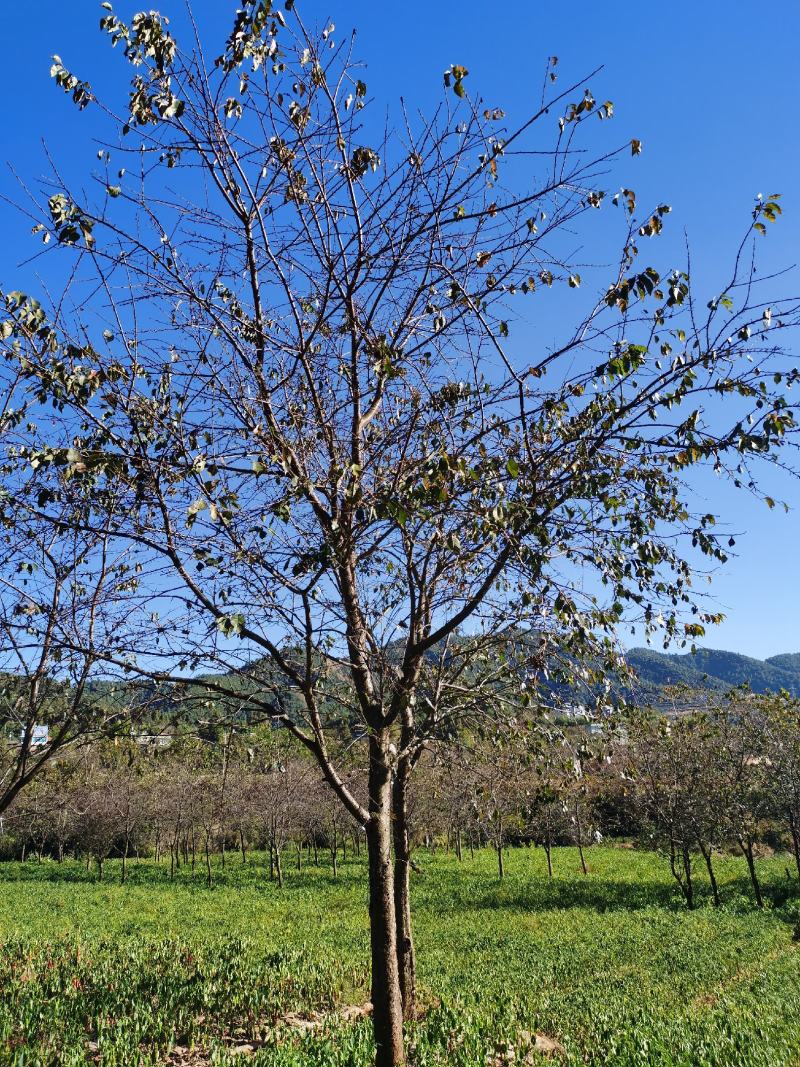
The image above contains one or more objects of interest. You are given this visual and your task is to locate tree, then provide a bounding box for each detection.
[77,764,121,881]
[763,695,800,882]
[1,5,798,1062]
[0,494,135,814]
[523,734,573,879]
[629,714,715,909]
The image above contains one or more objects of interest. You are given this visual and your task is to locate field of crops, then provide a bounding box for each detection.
[1,846,799,1067]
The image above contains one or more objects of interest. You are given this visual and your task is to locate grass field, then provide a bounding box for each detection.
[1,846,799,1066]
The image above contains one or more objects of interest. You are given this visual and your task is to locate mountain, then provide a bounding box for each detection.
[766,652,800,673]
[625,647,800,698]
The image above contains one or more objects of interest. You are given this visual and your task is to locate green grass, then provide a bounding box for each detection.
[1,846,799,1066]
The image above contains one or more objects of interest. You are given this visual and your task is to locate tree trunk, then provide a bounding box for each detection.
[575,802,588,875]
[275,844,283,888]
[682,847,694,909]
[739,837,763,908]
[545,837,553,879]
[121,836,129,885]
[366,733,405,1067]
[698,841,720,907]
[669,840,693,909]
[788,812,800,883]
[577,840,588,876]
[240,829,247,864]
[392,762,417,1020]
[205,832,214,888]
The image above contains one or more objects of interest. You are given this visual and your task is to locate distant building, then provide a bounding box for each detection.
[29,725,49,748]
[133,732,173,749]
[560,704,587,721]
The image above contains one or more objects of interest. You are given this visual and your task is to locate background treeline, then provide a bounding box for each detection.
[2,693,799,910]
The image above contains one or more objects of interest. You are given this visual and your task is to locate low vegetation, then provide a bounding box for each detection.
[1,847,799,1066]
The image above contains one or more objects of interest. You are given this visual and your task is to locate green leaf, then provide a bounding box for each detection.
[187,498,207,527]
[217,613,246,638]
[506,457,520,478]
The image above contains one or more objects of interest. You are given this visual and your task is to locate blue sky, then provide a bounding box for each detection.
[0,1,798,659]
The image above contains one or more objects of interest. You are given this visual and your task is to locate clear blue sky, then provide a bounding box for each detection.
[0,1,798,659]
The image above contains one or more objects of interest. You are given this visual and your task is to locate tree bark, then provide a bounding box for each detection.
[275,844,284,888]
[681,847,694,909]
[575,802,588,875]
[739,837,763,908]
[391,761,417,1020]
[366,733,405,1067]
[789,812,800,883]
[669,840,693,909]
[698,841,720,907]
[577,840,588,876]
[205,831,213,888]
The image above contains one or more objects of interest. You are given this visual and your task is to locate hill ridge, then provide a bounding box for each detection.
[625,646,800,697]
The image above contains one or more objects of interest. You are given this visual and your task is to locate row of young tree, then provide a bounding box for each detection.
[4,694,799,910]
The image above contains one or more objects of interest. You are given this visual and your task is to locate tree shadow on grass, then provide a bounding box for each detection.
[437,869,800,916]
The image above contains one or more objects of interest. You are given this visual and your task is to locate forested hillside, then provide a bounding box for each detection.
[626,648,800,697]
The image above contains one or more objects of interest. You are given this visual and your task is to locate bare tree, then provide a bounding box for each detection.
[0,498,135,814]
[629,715,708,909]
[523,736,573,880]
[762,693,800,882]
[2,5,799,1061]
